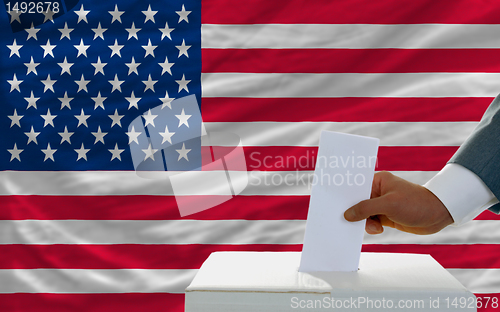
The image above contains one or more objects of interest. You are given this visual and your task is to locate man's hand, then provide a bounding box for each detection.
[344,171,454,235]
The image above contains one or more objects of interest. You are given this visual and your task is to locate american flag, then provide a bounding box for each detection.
[1,0,500,311]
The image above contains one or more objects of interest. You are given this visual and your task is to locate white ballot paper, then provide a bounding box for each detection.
[299,131,379,272]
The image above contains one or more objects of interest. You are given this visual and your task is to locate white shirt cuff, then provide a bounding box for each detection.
[423,163,499,226]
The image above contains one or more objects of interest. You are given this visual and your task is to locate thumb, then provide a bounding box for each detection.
[344,196,390,222]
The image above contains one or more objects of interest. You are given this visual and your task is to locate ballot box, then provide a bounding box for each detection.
[185,252,476,312]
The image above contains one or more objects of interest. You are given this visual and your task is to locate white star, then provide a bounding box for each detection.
[7,39,22,57]
[142,39,157,58]
[92,22,107,40]
[26,23,40,40]
[159,22,174,40]
[75,143,90,161]
[159,56,174,75]
[159,125,175,145]
[43,8,55,23]
[109,74,124,92]
[41,143,57,162]
[25,91,39,109]
[91,126,107,144]
[74,39,90,57]
[142,109,157,127]
[24,56,39,75]
[25,126,40,144]
[109,109,124,127]
[9,9,21,24]
[91,56,106,75]
[75,109,90,127]
[126,91,140,109]
[41,74,56,93]
[127,125,142,144]
[176,4,191,23]
[59,22,73,40]
[59,126,73,144]
[176,143,191,161]
[160,91,174,109]
[143,74,157,92]
[176,108,192,128]
[109,5,124,23]
[75,4,90,23]
[126,22,141,40]
[142,143,158,161]
[41,109,56,127]
[176,74,191,93]
[109,143,124,161]
[92,91,106,110]
[7,74,22,92]
[176,39,191,58]
[58,57,73,75]
[8,109,23,127]
[109,39,124,57]
[125,57,140,75]
[41,39,56,57]
[142,5,157,23]
[59,91,73,109]
[75,74,90,92]
[8,143,23,162]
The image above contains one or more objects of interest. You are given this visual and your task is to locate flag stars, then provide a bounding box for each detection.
[176,143,191,161]
[8,144,23,162]
[26,23,40,40]
[109,39,124,57]
[43,8,56,23]
[8,39,22,57]
[75,143,90,161]
[25,56,39,75]
[92,126,107,144]
[159,56,174,75]
[41,109,56,127]
[9,9,21,24]
[109,74,124,92]
[25,91,39,109]
[142,5,157,23]
[109,109,124,127]
[58,126,73,144]
[126,22,141,40]
[142,143,157,161]
[159,125,175,144]
[58,57,74,75]
[75,4,90,23]
[92,22,107,40]
[160,91,174,109]
[41,75,56,93]
[126,91,140,109]
[109,5,124,23]
[74,39,90,57]
[143,74,157,92]
[176,4,191,23]
[159,22,174,40]
[59,91,73,110]
[109,144,124,161]
[9,109,23,127]
[41,39,56,58]
[176,39,191,58]
[91,56,107,75]
[75,75,90,92]
[42,143,57,162]
[92,92,106,110]
[125,57,140,75]
[176,108,191,128]
[176,74,190,93]
[127,126,141,144]
[59,22,73,40]
[75,109,90,127]
[25,126,40,144]
[142,109,157,127]
[8,74,22,92]
[142,39,157,58]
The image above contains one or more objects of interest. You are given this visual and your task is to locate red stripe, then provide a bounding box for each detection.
[0,293,184,312]
[202,98,491,122]
[202,0,500,24]
[203,49,500,73]
[2,244,499,270]
[2,195,498,221]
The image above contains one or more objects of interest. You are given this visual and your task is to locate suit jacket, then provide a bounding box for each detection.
[449,95,500,213]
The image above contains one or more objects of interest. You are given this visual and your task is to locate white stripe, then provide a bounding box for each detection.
[448,269,500,294]
[0,269,195,294]
[1,220,497,245]
[0,171,436,195]
[202,73,500,98]
[205,122,476,147]
[202,24,500,49]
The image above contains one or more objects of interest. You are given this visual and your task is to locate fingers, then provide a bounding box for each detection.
[365,217,383,234]
[344,196,390,222]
